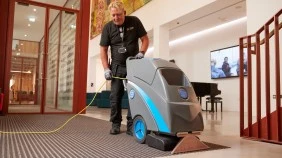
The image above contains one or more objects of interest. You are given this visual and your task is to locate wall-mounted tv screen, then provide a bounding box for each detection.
[210,45,247,79]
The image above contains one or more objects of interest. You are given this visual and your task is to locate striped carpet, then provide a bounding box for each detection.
[0,115,228,158]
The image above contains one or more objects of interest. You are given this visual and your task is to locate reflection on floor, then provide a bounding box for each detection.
[8,104,40,113]
[10,101,35,104]
[83,106,282,158]
[8,104,71,113]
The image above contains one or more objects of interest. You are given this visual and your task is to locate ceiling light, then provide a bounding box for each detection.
[70,24,76,29]
[24,34,27,37]
[16,53,20,56]
[28,17,36,22]
[10,70,32,74]
[33,8,37,12]
[169,16,247,46]
[147,16,247,53]
[28,23,31,27]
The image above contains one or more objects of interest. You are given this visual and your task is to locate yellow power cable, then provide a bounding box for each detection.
[0,76,127,134]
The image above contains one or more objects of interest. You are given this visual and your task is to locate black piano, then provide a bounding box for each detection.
[191,82,221,112]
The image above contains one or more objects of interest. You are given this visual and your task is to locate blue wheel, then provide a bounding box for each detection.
[133,116,147,144]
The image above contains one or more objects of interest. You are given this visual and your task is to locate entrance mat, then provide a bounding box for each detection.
[0,115,229,158]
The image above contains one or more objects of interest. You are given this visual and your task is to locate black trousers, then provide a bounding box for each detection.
[110,64,132,128]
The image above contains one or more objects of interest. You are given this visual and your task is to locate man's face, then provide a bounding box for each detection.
[110,7,125,26]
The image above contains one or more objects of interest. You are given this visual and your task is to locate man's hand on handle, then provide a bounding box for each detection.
[135,52,144,59]
[104,69,112,80]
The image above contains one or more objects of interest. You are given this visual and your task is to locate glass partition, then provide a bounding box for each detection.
[57,10,77,111]
[44,9,61,112]
[44,9,77,112]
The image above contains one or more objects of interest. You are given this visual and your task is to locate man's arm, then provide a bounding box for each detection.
[139,34,149,54]
[100,46,109,70]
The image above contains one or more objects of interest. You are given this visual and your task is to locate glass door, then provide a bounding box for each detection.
[44,9,77,113]
[8,2,45,113]
[9,1,78,113]
[9,56,38,111]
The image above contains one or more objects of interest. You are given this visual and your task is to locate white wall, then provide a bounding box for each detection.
[170,19,247,112]
[87,0,282,112]
[87,57,95,92]
[247,0,282,34]
[88,0,217,57]
[246,0,282,116]
[88,0,217,92]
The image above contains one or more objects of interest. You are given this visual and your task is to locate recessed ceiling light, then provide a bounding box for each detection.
[28,23,31,27]
[28,17,36,22]
[33,8,37,12]
[170,17,247,47]
[70,24,76,29]
[24,34,27,37]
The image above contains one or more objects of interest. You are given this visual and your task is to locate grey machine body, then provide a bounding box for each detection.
[126,58,204,135]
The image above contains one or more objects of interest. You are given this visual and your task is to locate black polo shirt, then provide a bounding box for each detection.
[100,16,147,66]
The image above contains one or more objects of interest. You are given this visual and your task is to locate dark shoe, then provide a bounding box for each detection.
[126,119,133,136]
[110,124,120,135]
[126,129,133,136]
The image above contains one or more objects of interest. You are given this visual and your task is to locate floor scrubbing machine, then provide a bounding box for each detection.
[126,58,207,152]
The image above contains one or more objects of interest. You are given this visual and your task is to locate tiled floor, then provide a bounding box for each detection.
[83,106,282,158]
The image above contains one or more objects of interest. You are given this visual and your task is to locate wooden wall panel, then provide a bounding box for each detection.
[18,40,39,55]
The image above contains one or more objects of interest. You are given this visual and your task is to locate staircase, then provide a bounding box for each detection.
[239,9,282,144]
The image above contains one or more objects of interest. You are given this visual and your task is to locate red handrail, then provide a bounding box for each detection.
[239,8,282,144]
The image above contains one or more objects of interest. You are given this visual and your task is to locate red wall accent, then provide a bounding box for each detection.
[0,0,11,114]
[0,0,9,94]
[73,0,90,114]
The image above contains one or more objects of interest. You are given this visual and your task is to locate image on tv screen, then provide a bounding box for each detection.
[210,45,247,79]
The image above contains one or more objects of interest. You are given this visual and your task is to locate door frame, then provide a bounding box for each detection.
[3,0,89,114]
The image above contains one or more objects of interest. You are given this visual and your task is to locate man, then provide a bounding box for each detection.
[211,59,226,78]
[222,57,231,77]
[99,1,149,135]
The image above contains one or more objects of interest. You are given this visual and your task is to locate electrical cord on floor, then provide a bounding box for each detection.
[0,76,127,134]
